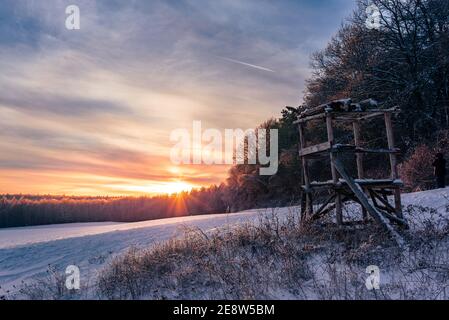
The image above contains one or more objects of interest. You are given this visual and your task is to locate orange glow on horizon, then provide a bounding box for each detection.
[0,162,229,197]
[111,181,195,196]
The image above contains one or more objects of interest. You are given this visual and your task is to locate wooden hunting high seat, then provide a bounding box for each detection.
[294,98,408,245]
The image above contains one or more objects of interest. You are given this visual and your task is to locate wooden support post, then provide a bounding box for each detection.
[384,113,403,219]
[326,115,343,225]
[353,121,368,221]
[353,121,365,179]
[298,124,313,217]
[300,175,307,222]
[385,114,398,179]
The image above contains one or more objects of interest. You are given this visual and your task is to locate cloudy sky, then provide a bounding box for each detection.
[0,0,355,196]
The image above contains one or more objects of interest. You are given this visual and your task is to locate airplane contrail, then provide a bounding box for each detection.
[219,56,275,73]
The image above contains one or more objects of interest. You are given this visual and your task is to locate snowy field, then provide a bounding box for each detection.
[1,188,448,297]
[0,208,287,294]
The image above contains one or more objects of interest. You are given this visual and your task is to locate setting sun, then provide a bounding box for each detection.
[159,181,194,195]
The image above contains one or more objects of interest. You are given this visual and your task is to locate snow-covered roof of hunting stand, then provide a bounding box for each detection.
[294,98,400,124]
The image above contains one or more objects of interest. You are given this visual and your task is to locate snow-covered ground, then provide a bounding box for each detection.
[0,210,271,249]
[0,207,294,294]
[0,188,448,296]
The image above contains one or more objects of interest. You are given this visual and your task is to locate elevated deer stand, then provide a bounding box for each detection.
[295,100,407,246]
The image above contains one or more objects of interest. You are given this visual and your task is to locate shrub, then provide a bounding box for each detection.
[399,145,435,192]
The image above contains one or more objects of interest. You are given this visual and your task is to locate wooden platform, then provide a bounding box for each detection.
[298,143,400,158]
[304,179,403,190]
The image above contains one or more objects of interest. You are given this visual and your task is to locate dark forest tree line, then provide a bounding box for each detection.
[223,0,449,209]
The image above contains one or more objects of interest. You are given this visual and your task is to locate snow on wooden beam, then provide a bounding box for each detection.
[294,97,400,124]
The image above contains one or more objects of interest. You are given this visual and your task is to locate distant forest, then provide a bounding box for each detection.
[1,0,449,228]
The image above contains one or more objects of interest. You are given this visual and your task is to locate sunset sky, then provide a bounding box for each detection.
[0,0,355,196]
